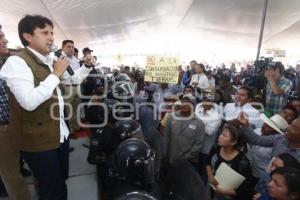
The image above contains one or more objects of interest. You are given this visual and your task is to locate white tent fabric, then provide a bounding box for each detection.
[1,0,300,59]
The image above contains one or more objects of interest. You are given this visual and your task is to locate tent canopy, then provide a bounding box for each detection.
[1,0,300,60]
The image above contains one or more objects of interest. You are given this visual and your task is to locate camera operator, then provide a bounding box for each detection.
[189,63,209,90]
[264,62,293,115]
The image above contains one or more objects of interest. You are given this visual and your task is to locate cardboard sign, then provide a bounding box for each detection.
[144,56,179,84]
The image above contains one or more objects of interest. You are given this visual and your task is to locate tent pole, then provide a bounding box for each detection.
[256,0,269,60]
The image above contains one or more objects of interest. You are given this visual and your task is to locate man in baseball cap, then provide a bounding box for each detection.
[82,47,93,56]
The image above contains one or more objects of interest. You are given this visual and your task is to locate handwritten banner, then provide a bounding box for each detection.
[144,56,179,84]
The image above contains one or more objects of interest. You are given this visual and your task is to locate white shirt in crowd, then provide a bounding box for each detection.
[0,47,91,143]
[223,102,262,129]
[189,73,209,89]
[196,105,222,154]
[60,51,81,85]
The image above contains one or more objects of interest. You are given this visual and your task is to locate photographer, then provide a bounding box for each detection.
[189,63,209,90]
[264,62,293,114]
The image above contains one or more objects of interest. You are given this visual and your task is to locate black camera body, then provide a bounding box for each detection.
[254,57,276,74]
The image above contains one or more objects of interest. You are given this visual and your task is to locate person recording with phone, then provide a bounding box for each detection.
[264,62,293,115]
[0,15,92,200]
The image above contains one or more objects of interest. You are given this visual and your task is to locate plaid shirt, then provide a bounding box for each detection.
[0,78,9,124]
[265,77,292,114]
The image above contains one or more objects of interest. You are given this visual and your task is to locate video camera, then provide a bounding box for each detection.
[254,57,276,74]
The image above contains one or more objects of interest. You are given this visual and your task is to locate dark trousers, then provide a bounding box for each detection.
[21,140,69,200]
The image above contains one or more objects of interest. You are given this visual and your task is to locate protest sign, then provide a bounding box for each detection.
[144,56,179,84]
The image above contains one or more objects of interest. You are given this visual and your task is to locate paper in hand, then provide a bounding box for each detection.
[213,162,245,190]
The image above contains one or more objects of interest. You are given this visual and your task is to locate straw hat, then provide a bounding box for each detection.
[260,113,289,135]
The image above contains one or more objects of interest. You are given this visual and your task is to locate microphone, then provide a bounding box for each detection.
[51,44,75,76]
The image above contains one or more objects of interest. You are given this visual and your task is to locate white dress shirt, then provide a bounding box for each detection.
[196,105,222,154]
[60,52,81,85]
[223,102,262,129]
[189,73,209,89]
[0,47,91,142]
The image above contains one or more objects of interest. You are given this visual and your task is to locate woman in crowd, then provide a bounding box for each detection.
[266,167,300,200]
[206,122,253,200]
[253,153,300,200]
[189,63,209,90]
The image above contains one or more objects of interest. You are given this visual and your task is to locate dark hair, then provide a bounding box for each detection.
[281,105,298,121]
[18,15,53,46]
[206,70,213,76]
[225,121,248,152]
[239,86,254,100]
[62,40,74,47]
[271,167,300,199]
[190,60,197,65]
[273,62,285,75]
[197,63,205,69]
[220,75,230,82]
[277,153,300,170]
[0,24,2,29]
[74,48,79,53]
[183,85,194,92]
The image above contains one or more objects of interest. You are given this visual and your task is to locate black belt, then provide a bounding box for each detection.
[0,122,8,126]
[65,84,79,86]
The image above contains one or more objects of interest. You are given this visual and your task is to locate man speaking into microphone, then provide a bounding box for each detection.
[0,15,92,200]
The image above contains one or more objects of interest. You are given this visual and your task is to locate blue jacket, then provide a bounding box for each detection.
[181,70,194,86]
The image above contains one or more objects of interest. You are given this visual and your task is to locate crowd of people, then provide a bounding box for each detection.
[0,14,300,200]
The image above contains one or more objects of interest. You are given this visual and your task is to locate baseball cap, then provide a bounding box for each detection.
[82,47,93,53]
